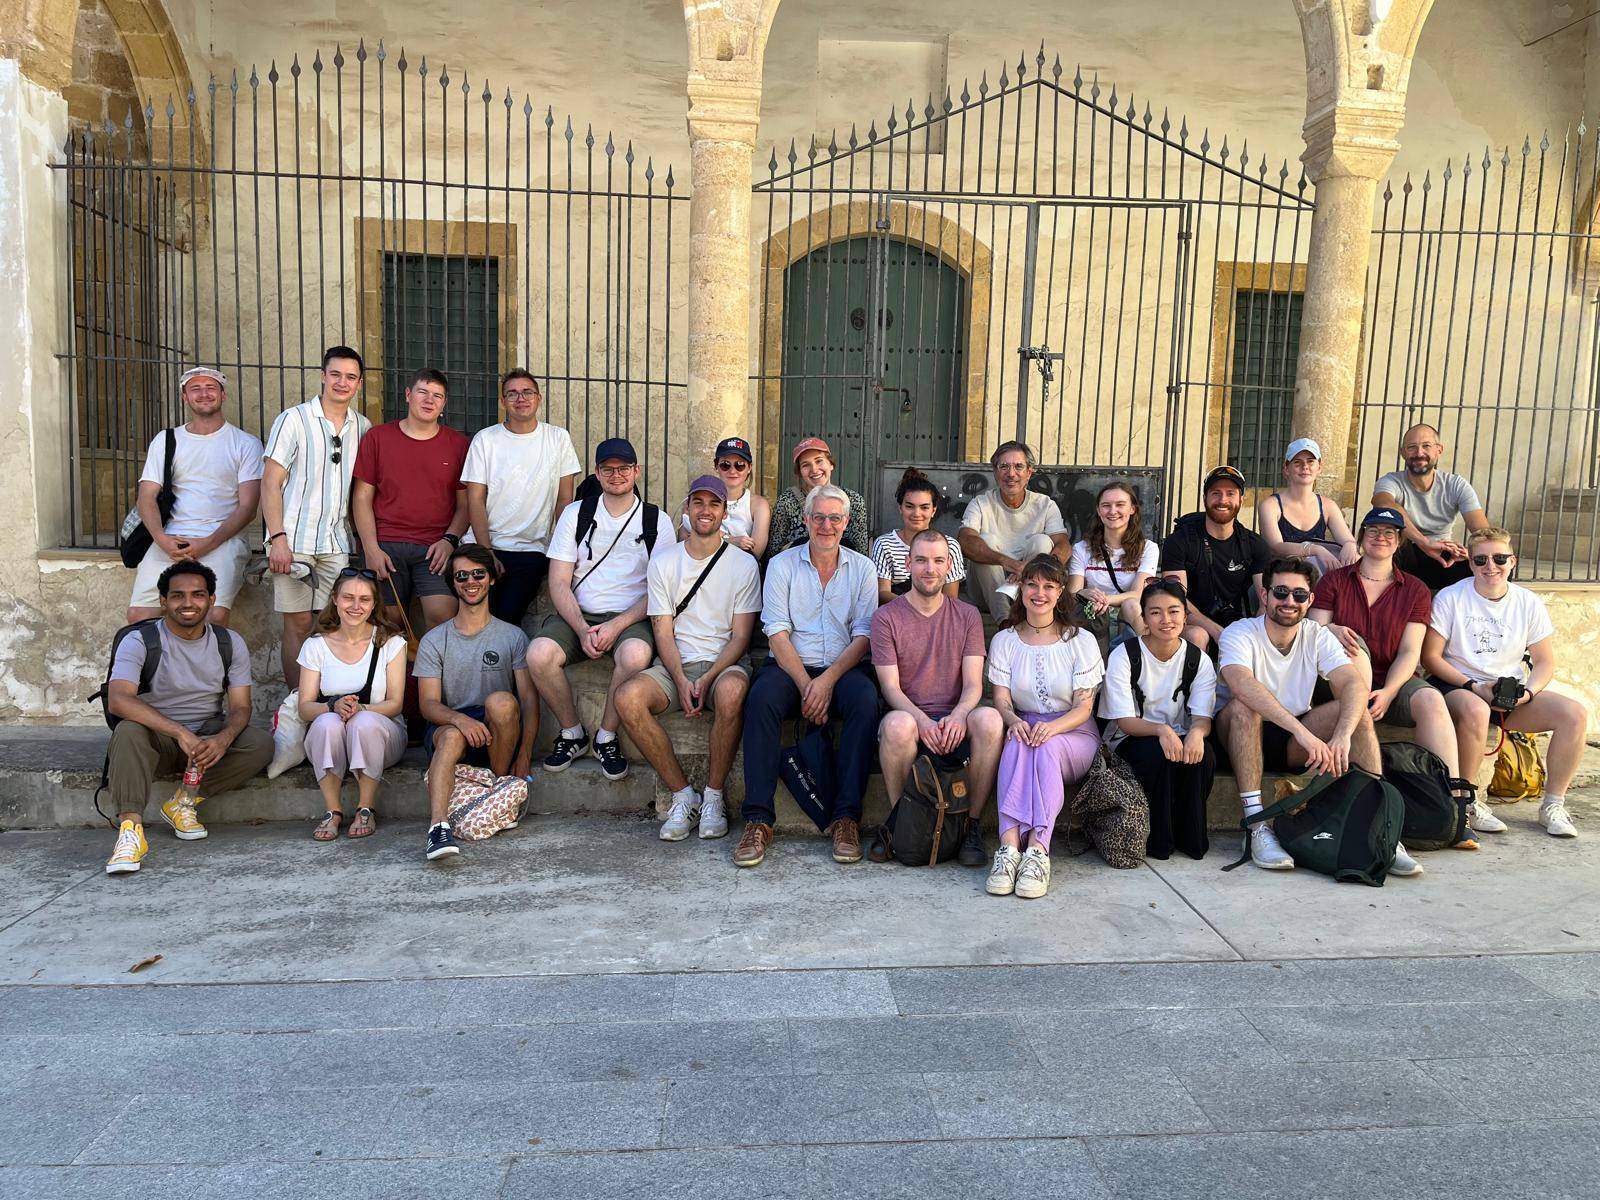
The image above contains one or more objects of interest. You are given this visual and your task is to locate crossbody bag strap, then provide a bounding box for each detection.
[573,499,639,593]
[674,542,730,617]
[355,636,384,703]
[1099,546,1127,595]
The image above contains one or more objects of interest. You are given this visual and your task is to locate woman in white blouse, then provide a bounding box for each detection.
[297,569,409,841]
[986,554,1106,899]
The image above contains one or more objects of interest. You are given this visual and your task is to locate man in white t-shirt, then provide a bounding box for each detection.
[462,369,582,627]
[1421,527,1588,838]
[615,475,762,842]
[526,437,675,783]
[957,441,1070,622]
[128,367,264,628]
[1213,558,1407,873]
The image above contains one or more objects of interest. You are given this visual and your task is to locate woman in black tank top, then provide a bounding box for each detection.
[1260,439,1358,576]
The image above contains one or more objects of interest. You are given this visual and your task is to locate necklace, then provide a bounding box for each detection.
[1024,617,1056,631]
[1357,570,1391,583]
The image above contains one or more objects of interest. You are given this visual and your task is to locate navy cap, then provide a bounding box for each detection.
[1203,464,1247,492]
[594,437,637,466]
[715,436,753,463]
[1360,506,1406,530]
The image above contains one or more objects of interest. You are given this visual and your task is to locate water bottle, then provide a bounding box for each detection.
[173,759,205,806]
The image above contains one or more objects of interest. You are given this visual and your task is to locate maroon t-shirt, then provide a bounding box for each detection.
[870,595,986,719]
[1312,563,1432,679]
[351,421,469,545]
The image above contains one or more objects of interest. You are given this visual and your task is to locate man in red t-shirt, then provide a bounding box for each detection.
[351,367,471,629]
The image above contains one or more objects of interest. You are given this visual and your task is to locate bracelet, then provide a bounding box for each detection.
[441,532,461,547]
[266,531,286,543]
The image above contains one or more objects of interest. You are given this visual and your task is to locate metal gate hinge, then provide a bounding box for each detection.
[875,218,891,231]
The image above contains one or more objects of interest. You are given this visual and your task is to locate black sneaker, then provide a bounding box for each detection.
[593,737,630,781]
[956,815,987,868]
[543,732,590,773]
[426,822,460,861]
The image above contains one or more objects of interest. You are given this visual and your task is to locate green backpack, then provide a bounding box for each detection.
[1224,767,1404,887]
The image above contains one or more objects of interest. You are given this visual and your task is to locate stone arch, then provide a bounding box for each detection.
[682,0,785,76]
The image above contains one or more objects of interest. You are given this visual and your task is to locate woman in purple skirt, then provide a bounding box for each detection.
[985,554,1105,899]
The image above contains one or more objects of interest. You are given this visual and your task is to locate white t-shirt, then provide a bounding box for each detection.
[1099,638,1218,747]
[549,496,677,614]
[140,422,265,538]
[986,626,1105,714]
[677,490,755,541]
[1068,539,1160,594]
[295,633,407,703]
[1218,616,1351,717]
[1429,580,1554,685]
[460,422,582,552]
[960,489,1066,557]
[647,542,762,663]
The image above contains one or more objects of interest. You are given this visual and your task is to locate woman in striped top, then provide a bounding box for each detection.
[871,467,966,603]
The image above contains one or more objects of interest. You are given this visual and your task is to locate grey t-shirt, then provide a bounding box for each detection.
[109,623,252,732]
[414,616,529,710]
[1373,469,1483,541]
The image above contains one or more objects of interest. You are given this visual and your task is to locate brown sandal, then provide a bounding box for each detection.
[313,810,343,841]
[347,807,377,839]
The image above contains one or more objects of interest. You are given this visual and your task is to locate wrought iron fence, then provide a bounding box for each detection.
[58,42,688,546]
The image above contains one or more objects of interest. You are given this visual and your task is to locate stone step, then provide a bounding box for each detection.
[1514,528,1599,565]
[1516,506,1600,539]
[1543,486,1600,510]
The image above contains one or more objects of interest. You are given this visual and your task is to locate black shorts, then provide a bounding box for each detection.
[379,540,454,606]
[1262,722,1296,772]
[423,703,494,768]
[922,737,972,774]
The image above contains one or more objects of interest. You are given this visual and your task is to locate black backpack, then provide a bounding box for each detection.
[1381,740,1467,852]
[875,754,964,866]
[1125,639,1203,718]
[571,481,660,584]
[1225,767,1403,886]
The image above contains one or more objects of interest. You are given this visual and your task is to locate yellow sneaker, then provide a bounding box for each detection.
[105,820,148,875]
[160,797,207,840]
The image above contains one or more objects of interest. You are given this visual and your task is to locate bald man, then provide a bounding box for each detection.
[1371,423,1488,592]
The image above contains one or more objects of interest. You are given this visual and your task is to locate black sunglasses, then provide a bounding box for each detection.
[1268,585,1313,603]
[453,568,490,582]
[715,459,750,472]
[330,433,343,465]
[338,567,376,581]
[1471,553,1513,567]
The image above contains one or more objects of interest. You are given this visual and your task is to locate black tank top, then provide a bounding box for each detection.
[1272,492,1329,543]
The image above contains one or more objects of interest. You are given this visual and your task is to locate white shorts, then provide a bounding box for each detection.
[271,552,350,614]
[130,536,250,609]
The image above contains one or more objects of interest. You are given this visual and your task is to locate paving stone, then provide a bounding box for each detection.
[1243,1001,1519,1062]
[519,1018,792,1081]
[924,1066,1212,1138]
[1503,952,1600,999]
[1030,1007,1277,1071]
[1172,1058,1477,1132]
[672,968,897,1020]
[1489,999,1600,1054]
[1284,955,1553,1006]
[804,1138,1114,1199]
[1416,1053,1600,1118]
[0,1087,132,1167]
[787,1013,1039,1076]
[502,1146,812,1199]
[662,1072,936,1148]
[443,971,679,1025]
[0,1157,510,1199]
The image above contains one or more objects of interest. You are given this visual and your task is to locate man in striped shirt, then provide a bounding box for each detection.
[261,345,372,688]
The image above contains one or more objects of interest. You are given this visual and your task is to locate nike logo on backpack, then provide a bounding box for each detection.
[1312,832,1333,841]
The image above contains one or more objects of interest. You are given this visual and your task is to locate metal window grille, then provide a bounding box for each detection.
[1225,289,1302,489]
[381,252,500,432]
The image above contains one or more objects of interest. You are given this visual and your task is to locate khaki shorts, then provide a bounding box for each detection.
[272,552,349,613]
[130,535,249,609]
[639,658,751,713]
[533,609,654,664]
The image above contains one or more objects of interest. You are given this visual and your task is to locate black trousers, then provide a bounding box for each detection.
[1115,735,1216,860]
[1396,542,1471,592]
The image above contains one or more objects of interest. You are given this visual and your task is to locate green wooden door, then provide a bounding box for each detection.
[781,237,964,498]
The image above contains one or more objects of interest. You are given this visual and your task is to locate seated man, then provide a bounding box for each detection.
[1160,465,1270,651]
[957,440,1070,622]
[1372,423,1487,592]
[1213,558,1421,876]
[615,475,762,843]
[1422,526,1589,838]
[414,544,537,862]
[527,438,675,781]
[871,529,1003,867]
[104,560,273,875]
[736,484,880,868]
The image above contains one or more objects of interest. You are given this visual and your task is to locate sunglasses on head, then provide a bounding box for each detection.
[453,568,490,582]
[715,459,750,472]
[1268,585,1312,603]
[330,433,342,465]
[1471,552,1513,567]
[338,567,376,581]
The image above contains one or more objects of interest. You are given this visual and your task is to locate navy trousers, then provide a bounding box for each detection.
[740,661,879,825]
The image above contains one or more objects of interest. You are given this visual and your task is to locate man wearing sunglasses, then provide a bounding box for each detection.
[1422,527,1588,838]
[262,345,371,688]
[1215,558,1414,873]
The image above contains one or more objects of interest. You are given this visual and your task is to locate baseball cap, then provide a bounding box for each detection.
[178,366,226,390]
[715,437,753,463]
[791,436,832,463]
[594,437,637,466]
[1202,465,1247,492]
[1360,506,1406,530]
[687,474,729,503]
[1284,437,1322,461]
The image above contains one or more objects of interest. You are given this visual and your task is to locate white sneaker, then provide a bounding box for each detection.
[1014,845,1052,899]
[1389,842,1424,878]
[1541,801,1579,838]
[698,792,728,839]
[659,791,700,842]
[986,845,1022,896]
[1250,823,1295,871]
[1468,800,1508,834]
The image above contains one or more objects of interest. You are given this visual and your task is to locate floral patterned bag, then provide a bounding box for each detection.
[446,766,528,840]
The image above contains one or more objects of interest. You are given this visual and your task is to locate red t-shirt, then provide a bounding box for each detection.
[351,421,469,545]
[1311,563,1432,680]
[869,595,986,719]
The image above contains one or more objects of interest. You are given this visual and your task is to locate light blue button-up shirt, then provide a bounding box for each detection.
[762,541,877,669]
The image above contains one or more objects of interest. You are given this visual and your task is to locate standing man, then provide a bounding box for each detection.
[1372,423,1488,591]
[870,528,1004,868]
[462,370,582,627]
[958,441,1071,622]
[414,544,538,862]
[127,367,263,628]
[527,438,675,781]
[614,475,762,842]
[351,367,470,631]
[736,484,880,869]
[262,345,371,689]
[1160,465,1271,651]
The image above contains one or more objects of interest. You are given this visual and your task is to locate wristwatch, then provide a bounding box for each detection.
[442,532,461,547]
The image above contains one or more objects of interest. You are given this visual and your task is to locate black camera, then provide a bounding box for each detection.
[1490,676,1527,712]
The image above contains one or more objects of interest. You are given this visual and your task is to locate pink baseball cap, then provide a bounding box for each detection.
[792,437,832,463]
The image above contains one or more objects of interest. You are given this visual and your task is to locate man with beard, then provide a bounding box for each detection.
[870,528,1004,867]
[1213,558,1421,875]
[1372,423,1488,591]
[104,560,272,875]
[615,475,762,842]
[414,544,538,861]
[958,441,1071,622]
[1159,466,1271,651]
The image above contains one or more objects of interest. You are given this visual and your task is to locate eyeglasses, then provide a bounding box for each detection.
[1362,527,1400,540]
[330,433,342,465]
[808,512,846,526]
[452,568,491,582]
[1471,553,1513,567]
[1268,585,1312,603]
[715,459,750,473]
[503,388,539,400]
[338,567,377,581]
[596,464,634,477]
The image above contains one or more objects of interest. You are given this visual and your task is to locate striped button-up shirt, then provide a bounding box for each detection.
[761,541,877,668]
[264,397,371,555]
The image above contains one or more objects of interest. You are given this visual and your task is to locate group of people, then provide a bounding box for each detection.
[102,349,1588,897]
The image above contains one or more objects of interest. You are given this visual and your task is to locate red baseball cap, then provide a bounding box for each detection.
[792,437,832,463]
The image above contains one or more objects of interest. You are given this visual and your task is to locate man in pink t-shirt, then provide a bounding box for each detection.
[870,528,1005,867]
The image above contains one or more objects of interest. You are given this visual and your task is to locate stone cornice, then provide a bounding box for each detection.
[686,76,762,144]
[1301,96,1407,179]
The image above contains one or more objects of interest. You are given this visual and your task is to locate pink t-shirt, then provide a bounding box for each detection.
[870,595,986,719]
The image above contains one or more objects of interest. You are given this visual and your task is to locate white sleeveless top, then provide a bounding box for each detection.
[679,488,754,540]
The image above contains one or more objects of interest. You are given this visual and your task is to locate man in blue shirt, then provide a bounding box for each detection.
[735,484,879,869]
